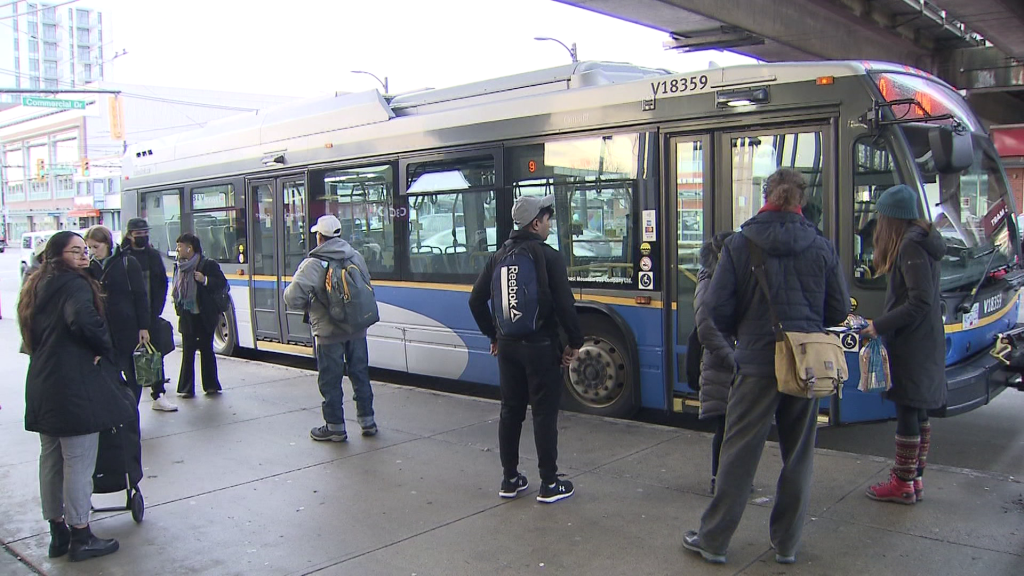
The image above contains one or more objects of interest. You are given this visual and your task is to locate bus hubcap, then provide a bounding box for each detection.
[213,313,230,350]
[568,338,625,407]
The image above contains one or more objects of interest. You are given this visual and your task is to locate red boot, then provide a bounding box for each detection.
[866,472,916,504]
[913,477,923,501]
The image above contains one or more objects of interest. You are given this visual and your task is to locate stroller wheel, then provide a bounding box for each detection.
[130,490,145,523]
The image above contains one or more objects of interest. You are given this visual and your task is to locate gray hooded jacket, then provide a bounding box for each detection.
[284,237,371,344]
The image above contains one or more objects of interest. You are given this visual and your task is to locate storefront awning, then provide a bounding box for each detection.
[67,209,100,217]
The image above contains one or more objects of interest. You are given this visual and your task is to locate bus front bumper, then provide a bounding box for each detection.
[935,343,1024,417]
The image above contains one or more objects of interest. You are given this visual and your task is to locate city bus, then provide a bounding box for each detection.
[120,60,1024,424]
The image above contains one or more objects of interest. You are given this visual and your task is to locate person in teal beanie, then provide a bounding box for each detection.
[861,184,946,504]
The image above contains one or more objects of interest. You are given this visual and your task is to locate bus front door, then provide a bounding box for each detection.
[666,134,712,409]
[249,177,312,350]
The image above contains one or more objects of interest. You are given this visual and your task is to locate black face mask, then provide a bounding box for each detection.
[132,235,149,249]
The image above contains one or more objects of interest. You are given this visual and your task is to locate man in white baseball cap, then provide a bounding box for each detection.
[285,213,377,442]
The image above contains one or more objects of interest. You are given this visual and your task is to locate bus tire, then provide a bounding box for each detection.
[213,304,238,357]
[562,314,638,418]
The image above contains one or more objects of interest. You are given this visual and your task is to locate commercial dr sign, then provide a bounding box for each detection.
[21,96,86,110]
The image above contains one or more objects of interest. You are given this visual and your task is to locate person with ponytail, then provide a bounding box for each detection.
[18,231,121,562]
[861,184,946,505]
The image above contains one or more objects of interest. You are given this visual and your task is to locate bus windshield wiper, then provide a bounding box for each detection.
[958,248,1001,314]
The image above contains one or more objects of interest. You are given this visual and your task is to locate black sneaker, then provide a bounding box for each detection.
[310,425,347,442]
[498,473,529,498]
[537,476,574,503]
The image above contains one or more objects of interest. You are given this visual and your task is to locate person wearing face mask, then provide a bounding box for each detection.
[121,218,177,412]
[84,226,151,405]
[173,233,226,397]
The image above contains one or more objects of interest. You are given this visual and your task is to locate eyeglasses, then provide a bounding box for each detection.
[63,247,89,257]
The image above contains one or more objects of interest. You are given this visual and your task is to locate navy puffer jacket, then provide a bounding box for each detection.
[707,211,851,378]
[694,238,734,419]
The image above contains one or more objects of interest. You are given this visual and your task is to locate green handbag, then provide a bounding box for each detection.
[133,342,163,388]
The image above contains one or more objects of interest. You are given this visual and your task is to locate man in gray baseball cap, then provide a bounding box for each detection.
[511,195,556,229]
[469,194,583,504]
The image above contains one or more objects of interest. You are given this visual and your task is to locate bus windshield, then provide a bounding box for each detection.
[901,123,1017,291]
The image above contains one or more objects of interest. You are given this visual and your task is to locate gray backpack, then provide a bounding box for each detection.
[314,256,379,334]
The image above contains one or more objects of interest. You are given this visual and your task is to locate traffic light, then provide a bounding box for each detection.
[35,158,44,180]
[80,158,90,177]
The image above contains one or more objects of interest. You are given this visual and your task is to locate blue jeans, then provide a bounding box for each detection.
[315,338,373,426]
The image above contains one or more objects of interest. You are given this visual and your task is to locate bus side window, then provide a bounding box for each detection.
[316,165,396,276]
[853,138,900,288]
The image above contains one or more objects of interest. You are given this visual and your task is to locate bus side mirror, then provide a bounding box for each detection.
[929,126,973,174]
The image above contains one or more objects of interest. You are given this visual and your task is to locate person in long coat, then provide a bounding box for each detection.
[693,231,735,495]
[85,226,151,404]
[862,184,946,504]
[173,232,227,396]
[18,231,123,562]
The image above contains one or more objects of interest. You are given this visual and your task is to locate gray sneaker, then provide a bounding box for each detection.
[310,425,347,442]
[358,417,377,437]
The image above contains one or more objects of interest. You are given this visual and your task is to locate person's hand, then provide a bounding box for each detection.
[194,271,206,284]
[93,356,101,365]
[139,329,151,345]
[489,342,498,357]
[561,346,579,367]
[860,320,878,339]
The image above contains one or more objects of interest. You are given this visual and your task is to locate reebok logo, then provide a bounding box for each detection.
[501,265,523,322]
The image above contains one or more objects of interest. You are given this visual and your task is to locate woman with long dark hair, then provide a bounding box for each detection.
[19,231,120,562]
[173,233,226,396]
[861,184,946,504]
[85,226,151,404]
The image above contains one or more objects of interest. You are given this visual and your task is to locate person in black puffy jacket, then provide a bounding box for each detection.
[693,231,735,495]
[683,169,850,565]
[18,231,122,562]
[85,226,150,404]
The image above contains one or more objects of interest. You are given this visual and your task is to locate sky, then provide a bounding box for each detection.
[85,0,755,98]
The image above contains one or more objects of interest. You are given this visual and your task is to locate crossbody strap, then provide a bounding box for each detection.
[746,236,785,341]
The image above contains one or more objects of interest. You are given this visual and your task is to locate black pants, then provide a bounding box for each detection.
[895,404,929,436]
[177,313,221,395]
[497,338,563,485]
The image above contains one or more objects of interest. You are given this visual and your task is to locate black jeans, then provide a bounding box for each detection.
[497,338,563,485]
[177,313,221,395]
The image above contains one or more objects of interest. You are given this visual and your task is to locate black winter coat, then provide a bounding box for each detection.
[89,247,150,356]
[123,244,169,321]
[694,245,734,419]
[873,225,947,410]
[174,257,228,335]
[24,271,133,437]
[708,211,851,378]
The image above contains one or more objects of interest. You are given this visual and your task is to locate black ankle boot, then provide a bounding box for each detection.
[47,520,70,558]
[69,525,119,562]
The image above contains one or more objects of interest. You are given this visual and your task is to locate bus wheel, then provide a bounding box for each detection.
[563,315,637,418]
[213,305,238,357]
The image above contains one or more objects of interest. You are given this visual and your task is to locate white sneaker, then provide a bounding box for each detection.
[151,395,179,412]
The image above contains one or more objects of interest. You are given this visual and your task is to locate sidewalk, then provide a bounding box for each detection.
[1,349,1022,576]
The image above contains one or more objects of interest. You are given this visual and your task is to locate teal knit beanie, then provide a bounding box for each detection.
[876,184,920,220]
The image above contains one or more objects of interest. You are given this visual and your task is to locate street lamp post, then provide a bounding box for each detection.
[534,37,578,63]
[350,70,389,94]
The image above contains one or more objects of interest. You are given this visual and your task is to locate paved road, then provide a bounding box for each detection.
[2,248,1022,480]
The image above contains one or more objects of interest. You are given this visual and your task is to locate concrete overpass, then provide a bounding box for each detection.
[557,0,1024,124]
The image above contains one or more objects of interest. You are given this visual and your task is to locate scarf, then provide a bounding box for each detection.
[173,253,201,314]
[758,202,803,215]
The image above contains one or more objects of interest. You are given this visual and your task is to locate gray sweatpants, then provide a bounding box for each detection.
[39,433,99,527]
[698,375,819,556]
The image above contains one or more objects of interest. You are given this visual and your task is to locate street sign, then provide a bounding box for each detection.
[21,96,86,110]
[43,167,75,176]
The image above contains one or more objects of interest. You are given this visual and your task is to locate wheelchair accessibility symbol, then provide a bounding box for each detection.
[638,271,654,290]
[840,333,859,352]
